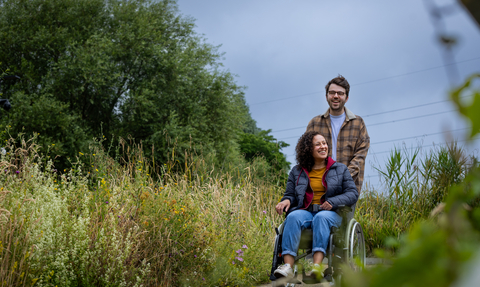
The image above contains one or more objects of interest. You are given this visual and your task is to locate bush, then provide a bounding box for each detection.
[0,133,285,286]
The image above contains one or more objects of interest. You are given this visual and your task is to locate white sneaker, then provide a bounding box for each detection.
[274,264,294,278]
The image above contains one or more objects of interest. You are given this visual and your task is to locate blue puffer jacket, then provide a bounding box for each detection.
[281,157,358,216]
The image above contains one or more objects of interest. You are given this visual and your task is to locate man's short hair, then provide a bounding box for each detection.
[325,75,350,98]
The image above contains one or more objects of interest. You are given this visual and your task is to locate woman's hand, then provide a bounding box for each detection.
[320,201,332,211]
[276,200,291,215]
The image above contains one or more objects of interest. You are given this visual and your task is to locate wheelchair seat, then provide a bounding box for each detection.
[270,206,365,287]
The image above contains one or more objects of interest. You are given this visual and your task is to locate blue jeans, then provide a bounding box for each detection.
[281,209,342,257]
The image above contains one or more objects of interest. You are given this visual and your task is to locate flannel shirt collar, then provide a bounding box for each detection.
[321,107,357,121]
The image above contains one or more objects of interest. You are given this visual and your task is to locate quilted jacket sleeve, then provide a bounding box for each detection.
[327,167,359,209]
[281,168,298,207]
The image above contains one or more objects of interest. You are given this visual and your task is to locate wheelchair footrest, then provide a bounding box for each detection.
[324,273,333,282]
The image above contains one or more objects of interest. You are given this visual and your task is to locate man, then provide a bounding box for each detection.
[306,75,369,194]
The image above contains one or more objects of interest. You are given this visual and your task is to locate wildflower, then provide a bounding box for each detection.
[242,245,248,249]
[79,152,84,155]
[106,201,109,204]
[232,261,235,265]
[263,210,267,214]
[16,171,20,174]
[194,255,197,258]
[236,249,244,256]
[235,257,244,262]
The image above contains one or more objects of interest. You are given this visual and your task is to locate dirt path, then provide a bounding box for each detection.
[256,274,329,287]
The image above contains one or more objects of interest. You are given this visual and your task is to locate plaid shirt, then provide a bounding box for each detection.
[306,107,370,193]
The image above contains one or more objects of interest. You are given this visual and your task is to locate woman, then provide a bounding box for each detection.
[273,131,358,279]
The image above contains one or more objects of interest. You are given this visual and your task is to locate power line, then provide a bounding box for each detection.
[271,95,470,133]
[364,174,381,179]
[362,99,456,118]
[278,123,468,142]
[370,128,469,145]
[249,56,480,106]
[285,127,471,156]
[368,109,457,127]
[369,135,480,156]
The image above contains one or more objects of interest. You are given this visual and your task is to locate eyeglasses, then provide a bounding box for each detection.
[328,90,345,96]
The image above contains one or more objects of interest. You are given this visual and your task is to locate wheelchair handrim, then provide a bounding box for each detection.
[345,219,366,267]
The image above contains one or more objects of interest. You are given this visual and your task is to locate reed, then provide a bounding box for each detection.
[356,142,475,255]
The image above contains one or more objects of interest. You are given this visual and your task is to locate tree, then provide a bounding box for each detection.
[0,0,252,167]
[239,129,290,173]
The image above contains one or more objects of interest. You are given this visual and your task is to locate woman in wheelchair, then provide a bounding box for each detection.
[273,130,358,280]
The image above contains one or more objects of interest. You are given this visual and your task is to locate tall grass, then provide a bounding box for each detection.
[357,142,476,255]
[0,135,285,286]
[3,132,476,286]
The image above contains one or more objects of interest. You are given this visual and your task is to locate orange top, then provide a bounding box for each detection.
[310,168,326,204]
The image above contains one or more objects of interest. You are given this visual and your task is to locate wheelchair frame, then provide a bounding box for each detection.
[270,206,365,287]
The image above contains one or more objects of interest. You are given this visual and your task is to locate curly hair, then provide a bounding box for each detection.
[295,131,328,171]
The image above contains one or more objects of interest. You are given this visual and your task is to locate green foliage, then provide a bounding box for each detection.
[358,142,473,255]
[451,73,480,138]
[0,133,284,286]
[347,74,480,287]
[0,0,253,169]
[239,129,290,181]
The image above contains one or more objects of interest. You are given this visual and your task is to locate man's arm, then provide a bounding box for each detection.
[306,118,315,132]
[347,122,370,192]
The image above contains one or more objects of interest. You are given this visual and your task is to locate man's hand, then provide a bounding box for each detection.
[276,200,291,215]
[320,201,332,211]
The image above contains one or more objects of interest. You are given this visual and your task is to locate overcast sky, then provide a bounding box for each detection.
[177,0,480,191]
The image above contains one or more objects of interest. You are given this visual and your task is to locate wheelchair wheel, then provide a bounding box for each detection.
[345,218,366,271]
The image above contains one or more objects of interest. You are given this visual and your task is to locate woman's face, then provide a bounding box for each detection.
[312,134,328,161]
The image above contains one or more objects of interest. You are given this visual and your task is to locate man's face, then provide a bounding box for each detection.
[326,83,348,115]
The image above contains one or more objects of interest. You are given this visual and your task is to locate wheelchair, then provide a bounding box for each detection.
[269,205,365,286]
